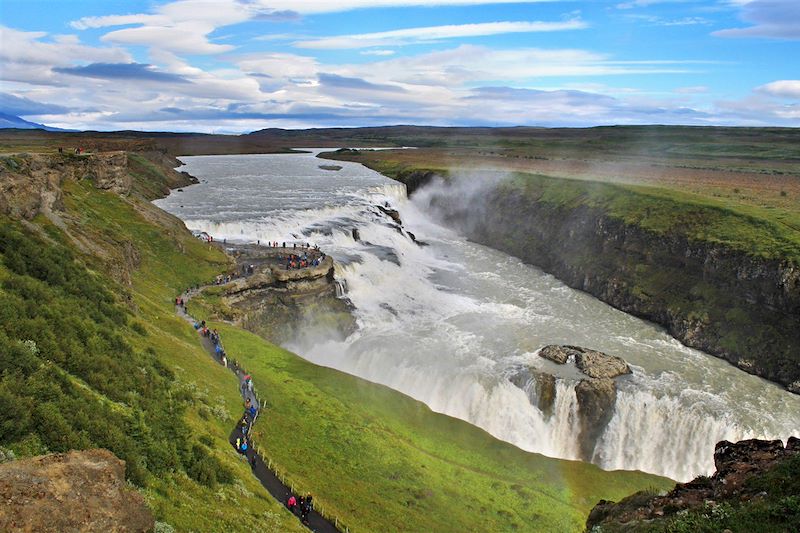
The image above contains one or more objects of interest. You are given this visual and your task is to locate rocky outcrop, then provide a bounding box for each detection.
[0,152,132,220]
[509,368,557,418]
[538,345,632,378]
[586,437,800,531]
[218,245,356,345]
[536,345,631,460]
[0,449,154,532]
[575,378,617,460]
[510,345,632,460]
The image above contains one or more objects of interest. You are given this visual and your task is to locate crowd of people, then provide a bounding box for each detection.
[176,263,333,531]
[286,493,315,525]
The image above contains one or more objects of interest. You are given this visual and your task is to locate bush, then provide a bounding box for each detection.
[0,221,199,486]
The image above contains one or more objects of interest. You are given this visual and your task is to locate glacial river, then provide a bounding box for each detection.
[155,150,800,481]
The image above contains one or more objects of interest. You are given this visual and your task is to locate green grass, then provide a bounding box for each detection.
[0,163,304,532]
[503,172,800,263]
[188,312,672,533]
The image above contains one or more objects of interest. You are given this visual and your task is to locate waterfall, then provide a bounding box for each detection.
[155,151,800,482]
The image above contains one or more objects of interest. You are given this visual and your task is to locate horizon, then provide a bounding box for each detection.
[1,0,798,133]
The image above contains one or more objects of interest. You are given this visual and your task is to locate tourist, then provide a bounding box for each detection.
[300,493,313,524]
[287,495,298,515]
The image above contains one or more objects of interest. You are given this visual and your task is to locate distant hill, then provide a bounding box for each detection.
[0,112,72,132]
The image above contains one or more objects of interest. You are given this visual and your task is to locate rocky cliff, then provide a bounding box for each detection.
[213,244,356,345]
[418,178,800,394]
[0,449,154,532]
[586,437,800,532]
[0,150,197,221]
[511,345,632,462]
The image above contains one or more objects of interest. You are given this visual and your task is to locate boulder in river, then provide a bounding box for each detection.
[510,368,557,418]
[534,345,631,460]
[538,345,631,379]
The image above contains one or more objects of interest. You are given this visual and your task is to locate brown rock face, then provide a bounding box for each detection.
[509,369,558,418]
[538,345,571,364]
[0,449,154,533]
[574,349,631,379]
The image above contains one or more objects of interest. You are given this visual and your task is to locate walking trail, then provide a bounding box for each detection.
[176,287,340,533]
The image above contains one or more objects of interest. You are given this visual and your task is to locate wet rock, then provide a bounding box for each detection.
[538,345,572,364]
[377,205,403,225]
[574,348,631,379]
[538,345,631,379]
[575,377,617,460]
[0,448,154,532]
[352,228,360,241]
[510,369,558,418]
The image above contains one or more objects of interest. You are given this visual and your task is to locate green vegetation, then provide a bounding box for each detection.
[0,163,303,531]
[592,454,800,533]
[186,293,671,533]
[505,172,800,263]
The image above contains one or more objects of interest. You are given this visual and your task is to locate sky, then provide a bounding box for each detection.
[0,0,798,132]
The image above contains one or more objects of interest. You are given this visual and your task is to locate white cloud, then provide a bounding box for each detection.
[756,80,800,99]
[72,0,254,55]
[249,0,557,15]
[714,0,800,39]
[293,19,588,49]
[674,85,709,93]
[361,49,397,56]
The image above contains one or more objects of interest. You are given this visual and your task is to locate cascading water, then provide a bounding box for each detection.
[155,150,800,482]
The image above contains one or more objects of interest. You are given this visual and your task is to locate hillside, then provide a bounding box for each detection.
[0,144,671,531]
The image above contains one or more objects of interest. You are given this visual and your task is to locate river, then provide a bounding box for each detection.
[154,150,800,482]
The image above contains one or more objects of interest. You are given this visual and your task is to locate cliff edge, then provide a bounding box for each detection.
[586,437,800,532]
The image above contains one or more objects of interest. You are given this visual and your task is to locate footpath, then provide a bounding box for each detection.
[175,288,340,533]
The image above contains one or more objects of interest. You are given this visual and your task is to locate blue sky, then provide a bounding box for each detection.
[0,0,798,131]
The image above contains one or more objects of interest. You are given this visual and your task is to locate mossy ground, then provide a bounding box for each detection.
[189,290,672,533]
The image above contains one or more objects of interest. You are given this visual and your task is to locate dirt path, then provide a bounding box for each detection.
[176,290,340,533]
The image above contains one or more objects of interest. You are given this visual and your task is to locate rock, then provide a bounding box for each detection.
[510,369,557,418]
[0,449,154,532]
[585,437,800,531]
[352,228,361,241]
[574,348,631,379]
[575,378,617,461]
[377,205,402,225]
[538,345,571,364]
[537,345,631,379]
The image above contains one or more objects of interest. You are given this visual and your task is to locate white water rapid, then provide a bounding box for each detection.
[155,151,800,482]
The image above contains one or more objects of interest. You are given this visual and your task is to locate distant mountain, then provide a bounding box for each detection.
[0,112,72,131]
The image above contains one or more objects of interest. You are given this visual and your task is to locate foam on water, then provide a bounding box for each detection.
[155,151,800,481]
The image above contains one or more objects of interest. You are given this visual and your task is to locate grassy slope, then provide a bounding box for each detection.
[185,292,671,533]
[44,178,305,532]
